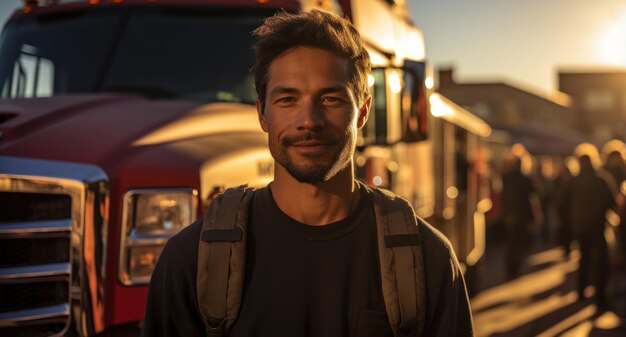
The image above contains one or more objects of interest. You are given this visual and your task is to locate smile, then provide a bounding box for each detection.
[290,141,333,155]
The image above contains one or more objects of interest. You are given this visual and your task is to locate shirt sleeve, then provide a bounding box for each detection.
[141,220,206,337]
[420,221,475,337]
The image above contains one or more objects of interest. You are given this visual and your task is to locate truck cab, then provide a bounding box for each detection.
[0,1,282,335]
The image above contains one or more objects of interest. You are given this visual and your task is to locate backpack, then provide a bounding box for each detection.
[196,182,426,337]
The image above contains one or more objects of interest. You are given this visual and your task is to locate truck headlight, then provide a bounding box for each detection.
[119,188,198,285]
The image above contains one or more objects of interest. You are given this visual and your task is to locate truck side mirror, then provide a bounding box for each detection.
[401,60,429,142]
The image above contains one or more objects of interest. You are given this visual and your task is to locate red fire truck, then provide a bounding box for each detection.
[0,0,491,335]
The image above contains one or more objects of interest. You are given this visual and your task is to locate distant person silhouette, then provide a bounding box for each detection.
[604,150,626,187]
[501,156,542,279]
[562,154,615,308]
[603,150,626,269]
[553,158,573,257]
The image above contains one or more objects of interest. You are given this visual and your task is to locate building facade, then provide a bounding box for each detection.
[438,68,582,156]
[558,69,626,143]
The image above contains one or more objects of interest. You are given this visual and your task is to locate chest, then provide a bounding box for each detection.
[247,218,382,298]
[229,217,391,336]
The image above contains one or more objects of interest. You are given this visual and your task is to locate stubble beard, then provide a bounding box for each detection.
[272,131,354,184]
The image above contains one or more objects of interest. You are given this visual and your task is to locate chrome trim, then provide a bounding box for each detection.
[0,155,108,182]
[0,155,109,336]
[0,219,72,237]
[0,303,70,328]
[119,188,198,286]
[0,262,70,282]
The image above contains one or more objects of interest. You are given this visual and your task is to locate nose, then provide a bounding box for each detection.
[296,100,325,131]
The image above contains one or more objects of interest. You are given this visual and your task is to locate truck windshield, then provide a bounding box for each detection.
[0,7,261,103]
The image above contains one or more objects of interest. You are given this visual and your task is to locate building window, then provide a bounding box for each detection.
[583,89,615,111]
[464,102,491,119]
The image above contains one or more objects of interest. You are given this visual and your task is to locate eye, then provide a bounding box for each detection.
[275,96,296,105]
[321,96,344,104]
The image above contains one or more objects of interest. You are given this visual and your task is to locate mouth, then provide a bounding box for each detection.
[290,140,333,155]
[291,140,331,147]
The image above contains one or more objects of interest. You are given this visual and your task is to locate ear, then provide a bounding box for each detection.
[356,95,371,129]
[256,99,268,132]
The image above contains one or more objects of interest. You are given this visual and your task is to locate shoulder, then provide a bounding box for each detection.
[364,184,454,254]
[415,218,474,336]
[417,218,461,275]
[362,183,461,274]
[164,218,203,254]
[143,219,206,336]
[171,218,204,243]
[366,184,462,275]
[155,219,203,276]
[418,219,452,254]
[364,184,415,213]
[597,170,618,193]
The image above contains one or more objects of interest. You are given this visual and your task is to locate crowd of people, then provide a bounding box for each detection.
[495,140,626,310]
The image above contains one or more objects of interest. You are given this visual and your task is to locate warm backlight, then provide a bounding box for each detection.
[601,13,626,66]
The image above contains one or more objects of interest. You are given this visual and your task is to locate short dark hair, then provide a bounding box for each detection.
[252,9,371,111]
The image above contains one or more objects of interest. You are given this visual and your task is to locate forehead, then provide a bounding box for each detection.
[266,47,351,93]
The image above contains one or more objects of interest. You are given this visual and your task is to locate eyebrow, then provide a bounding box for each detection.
[268,86,300,98]
[268,85,351,98]
[319,86,351,96]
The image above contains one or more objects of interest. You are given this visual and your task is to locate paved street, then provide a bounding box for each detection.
[471,242,626,337]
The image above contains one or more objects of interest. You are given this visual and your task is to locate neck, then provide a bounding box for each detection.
[270,163,360,226]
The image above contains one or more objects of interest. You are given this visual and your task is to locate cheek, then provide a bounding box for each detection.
[328,107,357,125]
[339,111,359,134]
[264,118,286,143]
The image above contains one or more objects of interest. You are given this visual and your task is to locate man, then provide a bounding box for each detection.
[604,150,626,187]
[562,154,616,309]
[603,150,625,270]
[500,155,543,280]
[142,10,473,337]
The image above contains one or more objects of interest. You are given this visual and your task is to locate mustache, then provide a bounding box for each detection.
[281,131,337,146]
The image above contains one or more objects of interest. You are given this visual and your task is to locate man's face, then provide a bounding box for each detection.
[256,47,370,184]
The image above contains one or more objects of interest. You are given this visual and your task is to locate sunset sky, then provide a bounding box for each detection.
[409,0,626,94]
[1,0,625,95]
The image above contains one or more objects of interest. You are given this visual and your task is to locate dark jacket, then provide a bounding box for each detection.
[563,157,615,237]
[501,168,536,226]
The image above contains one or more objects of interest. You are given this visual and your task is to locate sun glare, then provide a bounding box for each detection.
[601,13,626,66]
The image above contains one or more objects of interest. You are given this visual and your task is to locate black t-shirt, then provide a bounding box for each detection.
[141,186,474,337]
[229,187,389,336]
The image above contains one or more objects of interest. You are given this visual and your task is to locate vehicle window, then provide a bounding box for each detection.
[102,9,262,103]
[359,68,386,145]
[4,44,54,98]
[0,10,121,98]
[401,61,429,142]
[369,68,387,144]
[0,8,264,103]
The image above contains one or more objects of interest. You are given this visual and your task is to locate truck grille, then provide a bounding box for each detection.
[0,192,72,337]
[0,237,70,269]
[1,192,71,223]
[1,156,109,337]
[1,281,69,313]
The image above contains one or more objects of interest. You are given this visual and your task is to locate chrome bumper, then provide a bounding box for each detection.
[0,156,108,336]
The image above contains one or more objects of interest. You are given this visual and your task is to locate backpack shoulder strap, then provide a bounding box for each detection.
[363,182,426,337]
[196,184,255,337]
